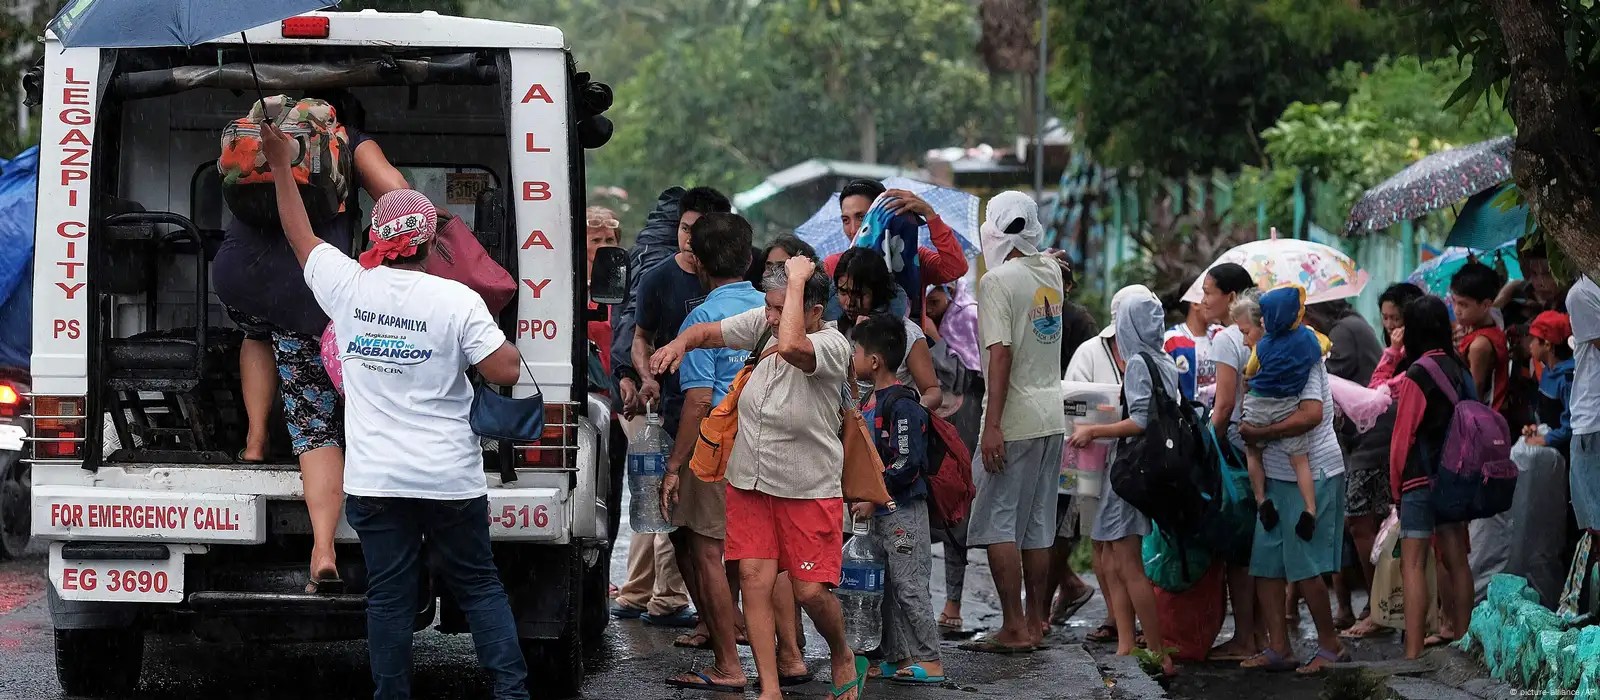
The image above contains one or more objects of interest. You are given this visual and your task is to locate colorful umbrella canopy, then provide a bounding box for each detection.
[49,0,337,48]
[1444,183,1532,251]
[1407,240,1521,297]
[794,177,979,259]
[1181,231,1369,305]
[1344,136,1514,236]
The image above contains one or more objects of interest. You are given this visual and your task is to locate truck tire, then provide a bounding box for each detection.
[520,550,584,697]
[580,542,611,649]
[54,627,143,697]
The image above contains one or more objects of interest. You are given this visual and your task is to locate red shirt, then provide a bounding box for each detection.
[1457,326,1509,412]
[823,215,969,287]
[586,301,612,374]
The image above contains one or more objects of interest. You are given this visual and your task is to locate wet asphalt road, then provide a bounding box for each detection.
[0,523,1401,700]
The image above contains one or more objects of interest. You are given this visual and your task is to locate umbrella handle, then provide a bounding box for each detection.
[239,32,271,120]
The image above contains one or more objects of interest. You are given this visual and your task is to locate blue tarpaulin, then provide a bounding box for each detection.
[0,147,38,370]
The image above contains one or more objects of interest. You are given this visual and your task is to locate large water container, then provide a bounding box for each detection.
[838,519,885,652]
[1062,380,1124,497]
[627,411,676,533]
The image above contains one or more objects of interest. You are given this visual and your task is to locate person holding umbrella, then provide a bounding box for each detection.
[827,179,969,299]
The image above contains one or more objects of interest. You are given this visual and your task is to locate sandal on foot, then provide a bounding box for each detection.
[1051,588,1094,625]
[1423,634,1457,648]
[1085,624,1118,643]
[672,632,711,649]
[1240,648,1298,672]
[305,570,343,595]
[1296,646,1349,675]
[938,613,964,633]
[642,606,698,628]
[829,656,869,699]
[609,601,647,619]
[1340,620,1395,639]
[958,636,1036,654]
[891,664,946,684]
[665,671,745,693]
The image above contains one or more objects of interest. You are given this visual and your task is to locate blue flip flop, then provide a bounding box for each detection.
[889,664,946,684]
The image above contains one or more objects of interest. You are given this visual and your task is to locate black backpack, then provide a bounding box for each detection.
[1110,352,1220,574]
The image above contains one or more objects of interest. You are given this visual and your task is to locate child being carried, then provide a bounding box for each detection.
[1232,285,1331,542]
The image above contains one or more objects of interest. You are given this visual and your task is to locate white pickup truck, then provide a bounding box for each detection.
[23,10,624,697]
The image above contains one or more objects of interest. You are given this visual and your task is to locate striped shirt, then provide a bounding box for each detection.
[1258,364,1346,482]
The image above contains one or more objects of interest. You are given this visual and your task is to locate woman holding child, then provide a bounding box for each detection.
[1227,288,1350,674]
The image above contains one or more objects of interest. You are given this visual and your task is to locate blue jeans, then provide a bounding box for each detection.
[345,495,529,700]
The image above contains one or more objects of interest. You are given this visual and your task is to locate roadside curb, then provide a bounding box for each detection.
[1098,652,1169,700]
[1342,647,1516,700]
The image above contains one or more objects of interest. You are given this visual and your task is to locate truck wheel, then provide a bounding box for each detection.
[580,543,611,649]
[55,628,143,697]
[521,550,584,697]
[0,459,29,559]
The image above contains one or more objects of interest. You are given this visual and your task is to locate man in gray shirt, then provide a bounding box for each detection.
[1566,276,1600,533]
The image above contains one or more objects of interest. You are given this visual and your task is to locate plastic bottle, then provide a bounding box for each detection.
[837,518,885,652]
[627,410,676,533]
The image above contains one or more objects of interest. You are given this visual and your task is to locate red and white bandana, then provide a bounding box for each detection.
[359,189,438,269]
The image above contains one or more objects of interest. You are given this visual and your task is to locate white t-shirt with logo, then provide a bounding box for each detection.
[977,254,1067,440]
[304,244,508,500]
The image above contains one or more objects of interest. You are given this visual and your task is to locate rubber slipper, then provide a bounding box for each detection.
[672,632,711,649]
[1240,648,1298,672]
[305,573,344,595]
[1051,588,1094,625]
[828,656,869,699]
[235,448,266,464]
[1295,646,1349,675]
[1340,622,1395,640]
[890,664,946,684]
[868,662,895,679]
[665,671,746,693]
[609,602,647,619]
[937,613,964,632]
[957,637,1036,654]
[642,607,698,628]
[1085,624,1118,643]
[780,671,814,687]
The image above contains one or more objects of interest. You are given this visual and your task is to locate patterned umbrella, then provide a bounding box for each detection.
[1407,240,1521,297]
[1344,136,1514,236]
[794,176,979,259]
[1181,231,1369,305]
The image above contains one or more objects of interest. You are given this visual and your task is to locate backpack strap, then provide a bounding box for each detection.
[1137,352,1174,400]
[748,326,777,366]
[1414,354,1460,404]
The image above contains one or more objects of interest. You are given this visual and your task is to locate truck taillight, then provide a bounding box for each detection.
[0,384,17,419]
[282,16,330,39]
[514,402,579,469]
[27,395,86,461]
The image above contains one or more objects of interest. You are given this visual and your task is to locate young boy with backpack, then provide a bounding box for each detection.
[848,313,946,684]
[1233,286,1332,542]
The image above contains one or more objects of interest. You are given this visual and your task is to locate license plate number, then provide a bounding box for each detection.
[49,543,185,603]
[486,488,563,541]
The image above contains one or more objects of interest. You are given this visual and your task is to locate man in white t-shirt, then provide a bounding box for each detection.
[261,125,529,699]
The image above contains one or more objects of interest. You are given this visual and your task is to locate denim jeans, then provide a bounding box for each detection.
[345,494,529,700]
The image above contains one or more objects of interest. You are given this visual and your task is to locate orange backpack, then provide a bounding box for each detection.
[218,95,353,228]
[689,329,775,482]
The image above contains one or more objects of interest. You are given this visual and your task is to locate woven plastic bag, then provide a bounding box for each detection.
[320,322,344,395]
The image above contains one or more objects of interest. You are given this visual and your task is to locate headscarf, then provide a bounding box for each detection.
[1099,284,1158,339]
[359,189,438,269]
[980,190,1044,271]
[934,279,980,371]
[852,193,923,320]
[1248,285,1331,397]
[1115,292,1168,361]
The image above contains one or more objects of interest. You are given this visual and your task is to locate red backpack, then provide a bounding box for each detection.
[923,409,976,528]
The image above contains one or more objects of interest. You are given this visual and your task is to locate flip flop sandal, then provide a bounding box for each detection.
[235,449,266,464]
[642,607,698,628]
[829,656,870,699]
[1240,648,1299,672]
[672,632,712,649]
[1423,634,1457,648]
[890,664,947,684]
[868,662,896,679]
[937,614,964,632]
[665,671,746,693]
[957,637,1037,654]
[1340,622,1395,640]
[609,602,647,619]
[1085,624,1118,643]
[1295,647,1350,675]
[780,671,814,687]
[305,572,344,595]
[1051,588,1095,625]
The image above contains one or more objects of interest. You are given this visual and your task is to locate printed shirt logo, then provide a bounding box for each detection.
[344,308,435,366]
[1029,287,1063,343]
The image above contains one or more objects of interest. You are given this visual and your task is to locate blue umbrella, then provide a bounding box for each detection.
[1444,183,1532,251]
[1407,240,1521,297]
[49,0,337,48]
[794,176,979,259]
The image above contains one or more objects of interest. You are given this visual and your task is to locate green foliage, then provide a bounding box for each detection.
[1051,0,1395,173]
[1236,54,1513,227]
[0,0,65,158]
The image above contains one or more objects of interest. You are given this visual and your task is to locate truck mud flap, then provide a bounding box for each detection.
[497,544,580,640]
